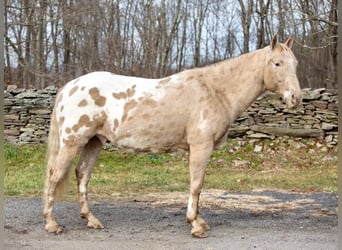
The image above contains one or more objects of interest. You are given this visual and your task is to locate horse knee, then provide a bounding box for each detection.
[190,186,201,196]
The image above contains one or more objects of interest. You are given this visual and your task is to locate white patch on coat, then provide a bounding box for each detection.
[198,111,208,131]
[187,195,194,215]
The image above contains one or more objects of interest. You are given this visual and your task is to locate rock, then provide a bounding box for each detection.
[302,89,322,100]
[232,159,249,168]
[304,104,316,110]
[20,127,35,133]
[6,85,18,91]
[34,130,47,136]
[258,109,277,115]
[42,85,57,92]
[263,114,286,122]
[325,135,333,143]
[4,129,20,136]
[247,132,273,139]
[19,132,33,142]
[327,103,338,111]
[321,122,338,130]
[320,146,328,153]
[287,139,305,149]
[311,100,327,109]
[4,114,19,120]
[16,90,39,99]
[29,109,51,115]
[254,145,263,152]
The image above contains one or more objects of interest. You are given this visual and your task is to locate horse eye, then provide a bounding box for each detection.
[275,62,281,67]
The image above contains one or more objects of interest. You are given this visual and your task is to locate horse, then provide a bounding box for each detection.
[43,36,302,238]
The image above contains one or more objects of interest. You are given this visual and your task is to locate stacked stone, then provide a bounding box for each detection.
[229,88,338,147]
[3,86,338,146]
[4,86,57,144]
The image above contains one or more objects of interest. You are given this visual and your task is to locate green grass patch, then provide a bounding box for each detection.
[4,138,338,198]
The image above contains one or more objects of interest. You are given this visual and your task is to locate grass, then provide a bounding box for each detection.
[4,138,338,198]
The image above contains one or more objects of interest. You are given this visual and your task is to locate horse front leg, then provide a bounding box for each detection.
[187,142,213,238]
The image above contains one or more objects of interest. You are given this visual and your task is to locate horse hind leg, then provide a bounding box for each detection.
[76,136,104,229]
[43,144,80,233]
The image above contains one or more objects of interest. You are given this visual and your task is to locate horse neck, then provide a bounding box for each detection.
[209,48,267,121]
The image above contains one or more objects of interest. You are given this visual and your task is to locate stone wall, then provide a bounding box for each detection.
[4,86,338,147]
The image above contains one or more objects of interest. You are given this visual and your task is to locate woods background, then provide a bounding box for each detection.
[4,0,338,89]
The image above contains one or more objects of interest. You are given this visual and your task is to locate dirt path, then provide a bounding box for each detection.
[5,190,337,250]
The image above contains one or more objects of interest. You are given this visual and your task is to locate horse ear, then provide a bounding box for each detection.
[285,35,294,49]
[271,35,278,50]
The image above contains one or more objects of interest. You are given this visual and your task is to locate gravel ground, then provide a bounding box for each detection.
[4,190,338,250]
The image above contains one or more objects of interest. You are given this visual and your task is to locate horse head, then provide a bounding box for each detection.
[263,35,302,109]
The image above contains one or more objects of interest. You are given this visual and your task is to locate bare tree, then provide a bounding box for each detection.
[255,0,270,49]
[4,0,338,89]
[4,0,12,84]
[238,0,254,53]
[192,0,209,66]
[158,0,182,76]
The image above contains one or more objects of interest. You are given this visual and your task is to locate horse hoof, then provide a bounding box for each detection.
[197,217,210,231]
[201,223,210,231]
[45,223,63,234]
[87,220,104,229]
[191,228,208,238]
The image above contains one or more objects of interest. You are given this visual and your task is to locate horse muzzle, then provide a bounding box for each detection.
[283,89,302,109]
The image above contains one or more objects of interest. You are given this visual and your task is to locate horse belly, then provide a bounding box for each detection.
[114,119,188,153]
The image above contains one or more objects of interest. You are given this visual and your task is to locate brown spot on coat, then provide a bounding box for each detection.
[65,127,71,134]
[69,86,79,96]
[159,77,171,85]
[142,98,158,107]
[127,85,136,97]
[73,78,80,85]
[93,112,106,123]
[186,75,195,81]
[78,99,88,107]
[113,119,119,131]
[121,100,138,123]
[113,92,127,99]
[116,134,132,142]
[89,87,106,106]
[57,93,63,104]
[59,116,65,126]
[203,109,209,119]
[113,85,136,100]
[199,96,206,102]
[142,113,150,119]
[63,135,76,146]
[72,114,91,132]
[60,105,64,112]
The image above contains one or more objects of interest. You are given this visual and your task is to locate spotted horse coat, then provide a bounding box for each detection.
[43,36,302,238]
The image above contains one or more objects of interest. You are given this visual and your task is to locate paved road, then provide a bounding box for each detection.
[5,190,338,250]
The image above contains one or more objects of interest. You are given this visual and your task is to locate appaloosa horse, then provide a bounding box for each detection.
[43,36,301,237]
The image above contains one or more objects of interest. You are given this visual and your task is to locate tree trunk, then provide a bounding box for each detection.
[238,0,253,53]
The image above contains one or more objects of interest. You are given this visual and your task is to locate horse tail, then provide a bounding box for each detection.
[44,100,69,200]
